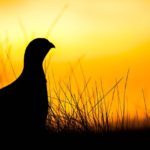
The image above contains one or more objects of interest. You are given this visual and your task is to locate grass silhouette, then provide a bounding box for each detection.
[46,64,149,130]
[45,61,150,147]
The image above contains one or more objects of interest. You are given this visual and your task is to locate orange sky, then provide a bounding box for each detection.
[0,0,150,119]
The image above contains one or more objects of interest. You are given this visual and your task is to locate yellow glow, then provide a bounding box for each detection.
[0,0,150,121]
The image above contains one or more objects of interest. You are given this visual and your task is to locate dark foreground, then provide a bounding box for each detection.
[3,128,149,149]
[42,128,150,148]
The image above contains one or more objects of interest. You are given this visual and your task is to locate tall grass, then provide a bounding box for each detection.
[45,60,150,134]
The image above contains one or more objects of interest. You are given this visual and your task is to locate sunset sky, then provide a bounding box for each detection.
[0,0,150,119]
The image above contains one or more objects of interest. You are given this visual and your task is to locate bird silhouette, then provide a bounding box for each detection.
[0,38,55,141]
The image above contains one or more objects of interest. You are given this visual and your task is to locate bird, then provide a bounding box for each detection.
[0,38,55,141]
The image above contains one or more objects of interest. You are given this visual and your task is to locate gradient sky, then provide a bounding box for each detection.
[0,0,150,118]
[0,0,150,57]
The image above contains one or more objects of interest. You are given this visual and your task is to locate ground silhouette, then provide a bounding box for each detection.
[0,38,55,143]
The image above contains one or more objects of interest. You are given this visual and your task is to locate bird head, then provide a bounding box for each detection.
[24,38,55,66]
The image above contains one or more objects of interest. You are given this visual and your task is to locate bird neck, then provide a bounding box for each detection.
[23,62,45,78]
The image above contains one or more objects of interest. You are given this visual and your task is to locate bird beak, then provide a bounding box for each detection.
[50,42,55,49]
